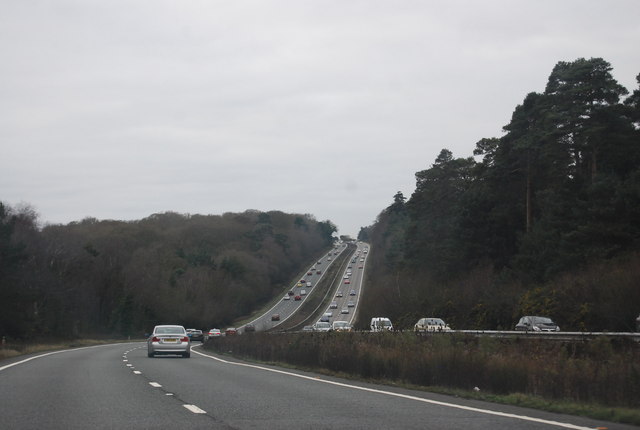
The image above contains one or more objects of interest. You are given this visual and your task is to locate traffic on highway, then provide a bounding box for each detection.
[235,242,351,333]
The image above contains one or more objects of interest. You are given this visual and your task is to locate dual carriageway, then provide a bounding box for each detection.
[238,242,369,333]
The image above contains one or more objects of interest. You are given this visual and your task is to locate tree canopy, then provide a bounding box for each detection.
[360,58,640,332]
[0,207,336,339]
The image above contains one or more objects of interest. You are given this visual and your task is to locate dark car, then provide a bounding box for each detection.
[225,327,237,336]
[271,314,281,321]
[515,316,560,332]
[186,328,204,342]
[244,324,256,333]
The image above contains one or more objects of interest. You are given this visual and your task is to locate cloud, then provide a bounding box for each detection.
[1,0,639,236]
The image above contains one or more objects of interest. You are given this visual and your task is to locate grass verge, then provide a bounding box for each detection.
[203,331,640,426]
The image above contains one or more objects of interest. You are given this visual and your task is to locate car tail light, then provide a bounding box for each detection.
[152,336,160,342]
[181,336,190,342]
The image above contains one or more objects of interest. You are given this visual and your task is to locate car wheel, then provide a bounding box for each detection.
[183,352,191,358]
[147,351,154,358]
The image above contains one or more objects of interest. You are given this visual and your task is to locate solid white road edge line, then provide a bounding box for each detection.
[191,348,594,430]
[183,404,207,414]
[0,343,136,372]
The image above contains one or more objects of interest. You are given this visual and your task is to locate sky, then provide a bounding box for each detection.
[1,1,639,237]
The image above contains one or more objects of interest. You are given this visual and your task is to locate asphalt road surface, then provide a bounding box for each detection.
[0,342,634,429]
[239,244,349,332]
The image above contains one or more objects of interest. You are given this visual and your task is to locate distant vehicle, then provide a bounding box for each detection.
[314,321,332,332]
[147,325,190,358]
[186,329,204,342]
[225,327,237,336]
[320,315,330,323]
[330,301,338,309]
[283,295,291,300]
[347,301,355,307]
[316,270,321,274]
[207,328,222,338]
[307,271,313,276]
[515,316,560,332]
[341,307,349,314]
[306,282,312,287]
[336,291,343,297]
[332,321,352,332]
[302,325,314,332]
[349,289,356,296]
[294,295,302,301]
[370,317,393,332]
[288,290,295,296]
[324,311,333,318]
[271,314,281,321]
[414,318,451,333]
[344,279,351,284]
[300,289,307,296]
[244,324,256,333]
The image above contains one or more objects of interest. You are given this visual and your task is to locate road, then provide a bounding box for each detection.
[239,243,349,332]
[321,243,368,326]
[0,342,634,429]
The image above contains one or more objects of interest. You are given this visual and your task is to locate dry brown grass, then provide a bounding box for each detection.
[204,331,640,425]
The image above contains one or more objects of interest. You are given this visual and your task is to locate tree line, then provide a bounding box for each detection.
[358,58,640,332]
[0,206,336,339]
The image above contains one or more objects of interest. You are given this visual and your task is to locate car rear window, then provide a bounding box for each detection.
[155,327,184,335]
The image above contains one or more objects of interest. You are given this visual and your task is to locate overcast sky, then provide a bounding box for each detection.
[2,1,639,236]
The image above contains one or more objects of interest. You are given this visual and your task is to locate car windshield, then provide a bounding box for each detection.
[155,326,184,335]
[533,317,554,324]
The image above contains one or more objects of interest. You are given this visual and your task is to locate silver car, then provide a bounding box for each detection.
[147,325,191,358]
[314,321,332,332]
[515,316,560,332]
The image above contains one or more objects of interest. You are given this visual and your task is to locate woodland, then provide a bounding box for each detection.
[357,58,640,332]
[0,207,336,339]
[2,57,639,340]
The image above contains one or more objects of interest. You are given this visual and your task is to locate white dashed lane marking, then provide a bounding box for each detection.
[133,370,141,374]
[149,382,162,388]
[183,404,207,414]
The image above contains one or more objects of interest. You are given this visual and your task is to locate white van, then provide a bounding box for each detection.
[370,317,393,332]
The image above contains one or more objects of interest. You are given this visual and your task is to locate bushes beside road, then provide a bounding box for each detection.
[204,331,640,411]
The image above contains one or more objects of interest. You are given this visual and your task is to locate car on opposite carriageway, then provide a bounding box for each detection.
[515,316,560,332]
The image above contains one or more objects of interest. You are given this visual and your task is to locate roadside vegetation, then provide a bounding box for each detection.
[0,207,336,341]
[357,57,640,333]
[204,331,640,425]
